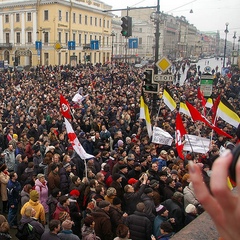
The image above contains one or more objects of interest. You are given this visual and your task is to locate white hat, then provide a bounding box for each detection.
[185,204,196,214]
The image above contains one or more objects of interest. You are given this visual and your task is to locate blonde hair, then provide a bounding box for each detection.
[24,207,33,217]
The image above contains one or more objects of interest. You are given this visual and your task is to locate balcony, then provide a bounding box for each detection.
[0,43,13,50]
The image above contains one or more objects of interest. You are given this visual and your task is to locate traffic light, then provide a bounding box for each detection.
[121,16,132,38]
[143,68,159,93]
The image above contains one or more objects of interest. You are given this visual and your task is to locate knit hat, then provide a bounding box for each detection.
[175,182,182,189]
[128,178,138,185]
[117,140,124,147]
[156,204,167,214]
[185,204,197,214]
[113,197,122,205]
[51,163,59,171]
[112,173,121,181]
[98,200,110,209]
[170,170,178,175]
[63,163,71,169]
[62,219,73,230]
[144,188,153,194]
[59,211,70,222]
[149,179,159,188]
[69,189,80,197]
[30,190,39,202]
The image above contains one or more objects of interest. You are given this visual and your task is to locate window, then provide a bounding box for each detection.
[16,32,21,43]
[85,15,87,25]
[79,14,82,24]
[107,20,109,28]
[27,32,32,43]
[6,33,10,44]
[16,13,20,22]
[27,13,31,21]
[44,32,49,43]
[66,12,69,22]
[95,17,97,26]
[139,37,142,44]
[58,32,61,42]
[44,10,48,21]
[73,33,76,42]
[79,34,81,45]
[59,10,62,21]
[5,14,9,23]
[99,36,101,45]
[65,33,68,43]
[99,18,101,27]
[107,37,109,46]
[90,35,92,41]
[90,17,92,25]
[84,34,87,44]
[73,13,76,23]
[103,19,105,28]
[95,35,97,40]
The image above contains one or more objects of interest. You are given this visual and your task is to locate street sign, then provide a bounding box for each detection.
[154,74,174,82]
[37,49,41,56]
[156,56,172,73]
[54,42,62,51]
[204,66,211,73]
[68,41,76,50]
[90,40,99,50]
[128,38,138,49]
[35,41,42,50]
[200,74,213,97]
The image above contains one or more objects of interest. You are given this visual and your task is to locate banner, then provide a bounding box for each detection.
[183,134,210,154]
[152,127,173,146]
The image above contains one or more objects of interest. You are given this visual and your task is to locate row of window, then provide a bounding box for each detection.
[4,11,110,28]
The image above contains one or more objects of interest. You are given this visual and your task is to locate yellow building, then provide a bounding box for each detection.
[0,0,113,66]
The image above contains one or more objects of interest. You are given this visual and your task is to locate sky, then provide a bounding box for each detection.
[102,0,240,39]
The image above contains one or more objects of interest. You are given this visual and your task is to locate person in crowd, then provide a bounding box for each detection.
[184,203,198,225]
[57,219,80,240]
[152,221,174,240]
[0,214,11,240]
[104,187,117,204]
[113,224,130,240]
[0,164,9,214]
[7,172,21,228]
[47,188,61,221]
[183,181,200,209]
[53,195,70,221]
[60,163,72,195]
[48,163,60,195]
[81,215,100,240]
[3,143,15,173]
[41,219,61,240]
[20,183,32,206]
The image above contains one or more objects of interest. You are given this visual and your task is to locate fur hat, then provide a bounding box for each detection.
[185,204,196,214]
[30,190,39,202]
[149,179,159,188]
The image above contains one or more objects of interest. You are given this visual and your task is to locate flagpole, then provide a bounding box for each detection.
[185,134,194,154]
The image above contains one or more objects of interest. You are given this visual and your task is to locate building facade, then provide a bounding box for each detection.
[0,0,113,66]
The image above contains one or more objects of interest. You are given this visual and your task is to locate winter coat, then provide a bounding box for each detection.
[53,202,70,220]
[20,167,35,186]
[69,198,82,236]
[20,199,46,225]
[125,210,152,240]
[91,207,113,240]
[161,199,185,232]
[48,171,60,194]
[58,230,80,240]
[59,167,71,195]
[163,186,175,201]
[47,195,58,220]
[0,232,11,240]
[34,178,49,213]
[19,215,45,237]
[153,215,168,238]
[140,193,156,222]
[7,179,21,207]
[183,184,199,209]
[159,233,174,240]
[20,189,30,206]
[41,231,61,240]
[0,171,9,201]
[81,225,100,240]
[109,205,125,236]
[124,183,146,215]
[3,149,15,171]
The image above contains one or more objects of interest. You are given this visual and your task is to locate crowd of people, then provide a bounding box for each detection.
[0,60,239,240]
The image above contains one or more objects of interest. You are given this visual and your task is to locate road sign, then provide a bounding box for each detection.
[204,66,211,73]
[128,38,138,49]
[54,42,62,51]
[68,41,76,50]
[154,74,174,82]
[35,41,42,50]
[37,49,41,56]
[200,74,213,97]
[156,56,172,73]
[90,40,99,50]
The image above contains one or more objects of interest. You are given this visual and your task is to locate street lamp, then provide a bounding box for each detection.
[110,31,116,66]
[223,22,229,68]
[233,31,236,50]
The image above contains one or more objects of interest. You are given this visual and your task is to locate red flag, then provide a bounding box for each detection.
[197,87,206,107]
[212,94,221,123]
[175,113,187,159]
[60,94,72,119]
[186,101,232,138]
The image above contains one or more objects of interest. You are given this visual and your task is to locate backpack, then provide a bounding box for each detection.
[15,222,40,240]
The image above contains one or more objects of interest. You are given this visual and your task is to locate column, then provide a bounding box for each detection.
[21,12,25,44]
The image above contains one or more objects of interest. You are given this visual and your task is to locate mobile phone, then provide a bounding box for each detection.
[229,145,240,182]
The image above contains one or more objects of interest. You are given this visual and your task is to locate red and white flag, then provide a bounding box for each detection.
[60,94,72,119]
[64,118,94,160]
[175,113,187,159]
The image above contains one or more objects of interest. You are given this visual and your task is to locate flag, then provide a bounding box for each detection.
[197,87,206,107]
[60,94,72,119]
[175,113,186,159]
[179,102,191,118]
[140,90,152,138]
[72,93,88,104]
[64,118,94,160]
[205,98,213,109]
[212,94,221,123]
[162,87,177,112]
[186,101,232,138]
[216,97,240,128]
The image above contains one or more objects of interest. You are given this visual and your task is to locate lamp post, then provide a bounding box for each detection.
[233,31,236,50]
[110,31,115,66]
[223,22,229,68]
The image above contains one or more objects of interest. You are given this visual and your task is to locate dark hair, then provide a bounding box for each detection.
[49,219,60,231]
[58,195,68,205]
[84,216,94,227]
[160,221,173,233]
[116,224,129,238]
[71,175,79,183]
